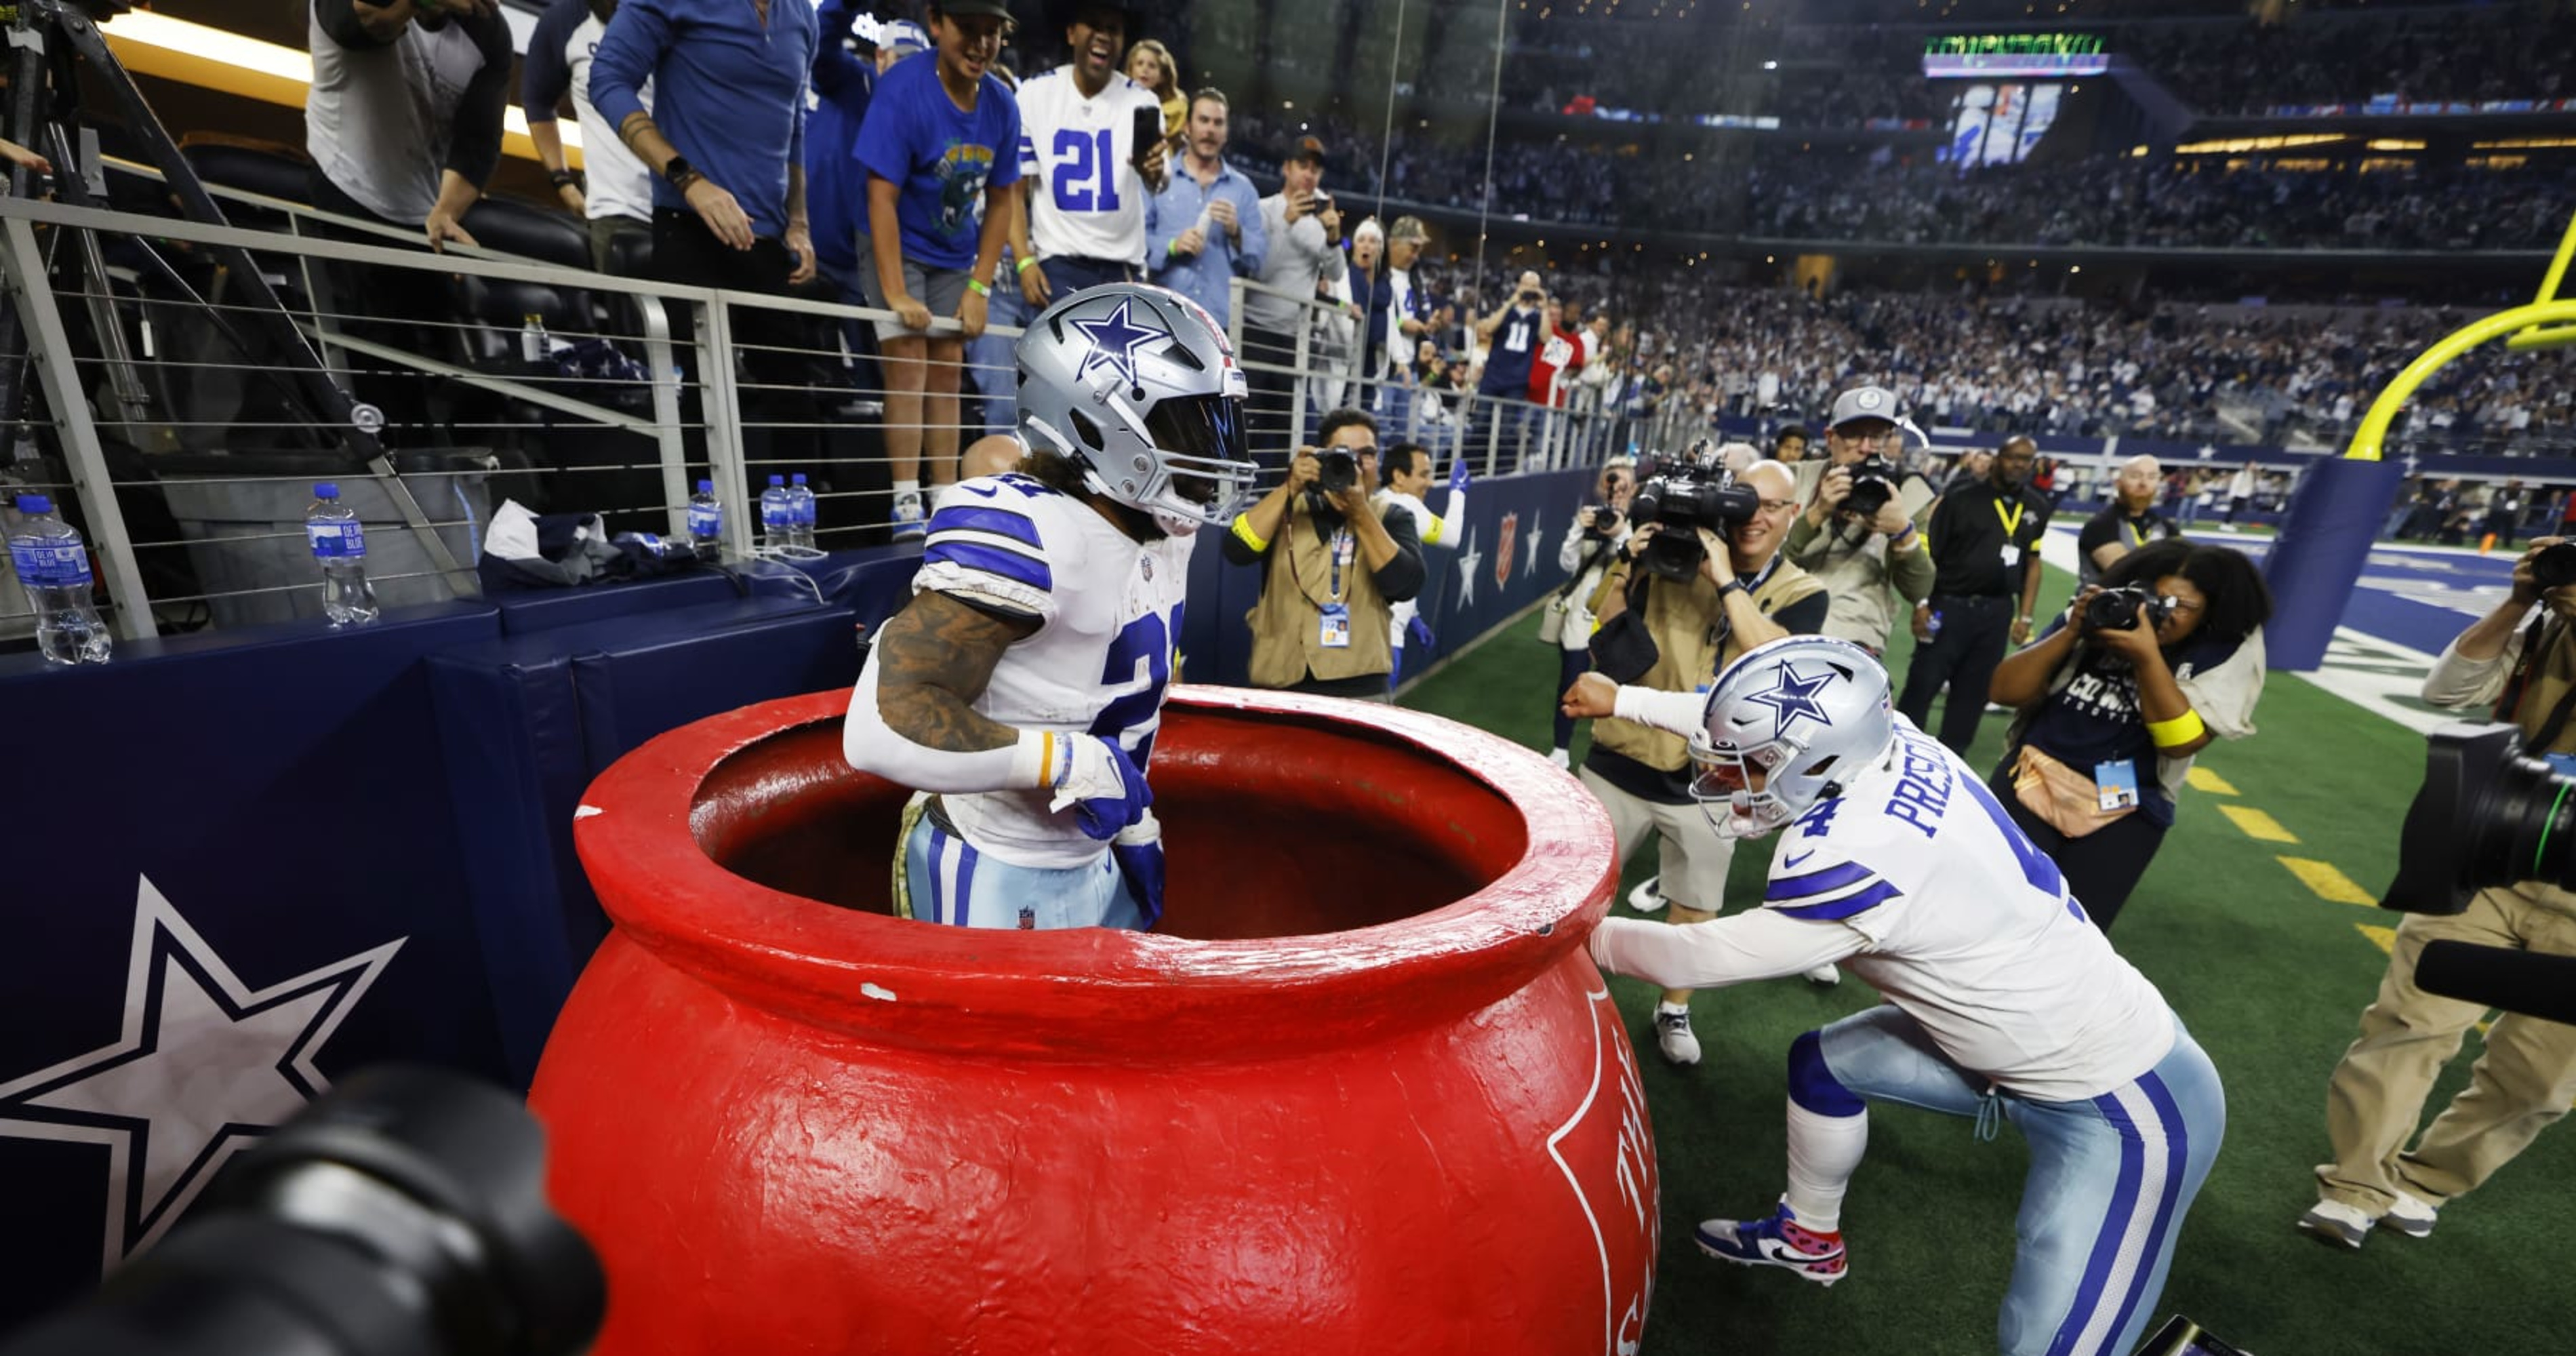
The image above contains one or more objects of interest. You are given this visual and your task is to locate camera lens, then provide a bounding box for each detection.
[2532,542,2576,590]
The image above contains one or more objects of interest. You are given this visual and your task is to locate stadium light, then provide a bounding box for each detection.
[96,9,580,164]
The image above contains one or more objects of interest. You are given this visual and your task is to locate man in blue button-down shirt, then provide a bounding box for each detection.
[1146,89,1264,334]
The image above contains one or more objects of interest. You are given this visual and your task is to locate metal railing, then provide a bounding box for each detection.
[0,179,1664,647]
[0,179,1026,642]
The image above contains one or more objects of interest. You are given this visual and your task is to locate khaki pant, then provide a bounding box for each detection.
[1577,765,1736,914]
[2316,880,2576,1212]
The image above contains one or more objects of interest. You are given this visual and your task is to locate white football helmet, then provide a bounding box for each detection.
[1690,636,1897,839]
[1014,283,1258,536]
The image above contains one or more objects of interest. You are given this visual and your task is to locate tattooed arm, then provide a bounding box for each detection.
[843,591,1064,791]
[873,591,1040,751]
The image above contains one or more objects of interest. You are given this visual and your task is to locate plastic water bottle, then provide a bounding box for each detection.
[305,483,378,626]
[7,494,110,664]
[521,312,550,365]
[788,473,817,551]
[760,475,794,553]
[687,479,723,563]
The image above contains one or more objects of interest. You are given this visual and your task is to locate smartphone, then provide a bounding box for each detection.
[1131,107,1163,165]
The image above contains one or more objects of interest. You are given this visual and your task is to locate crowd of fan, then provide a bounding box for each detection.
[1226,106,2573,252]
[1371,262,2575,457]
[2131,6,2576,117]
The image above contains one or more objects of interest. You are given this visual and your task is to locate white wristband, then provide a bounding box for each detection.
[843,657,1064,793]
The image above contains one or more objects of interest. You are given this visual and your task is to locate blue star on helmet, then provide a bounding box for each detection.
[1745,662,1835,740]
[1071,298,1167,389]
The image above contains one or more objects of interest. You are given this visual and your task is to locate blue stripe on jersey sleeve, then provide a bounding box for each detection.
[927,504,1045,549]
[1775,881,1900,921]
[923,540,1054,594]
[1765,860,1874,902]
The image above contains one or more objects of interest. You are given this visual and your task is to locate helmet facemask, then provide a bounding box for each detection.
[1689,735,1814,840]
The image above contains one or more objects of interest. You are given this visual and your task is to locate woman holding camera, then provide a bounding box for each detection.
[1987,539,2272,931]
[1544,456,1636,768]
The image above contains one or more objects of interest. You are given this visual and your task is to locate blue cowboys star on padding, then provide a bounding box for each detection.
[1745,662,1835,739]
[1072,298,1167,388]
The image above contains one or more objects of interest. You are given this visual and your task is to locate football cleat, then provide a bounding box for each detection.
[1655,1008,1702,1066]
[1696,1201,1848,1285]
[1802,962,1843,988]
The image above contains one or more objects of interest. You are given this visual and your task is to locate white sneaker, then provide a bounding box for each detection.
[1655,1007,1701,1066]
[1802,962,1842,987]
[891,491,927,541]
[2382,1191,2439,1239]
[1548,748,1572,770]
[1627,876,1666,914]
[2297,1199,2376,1250]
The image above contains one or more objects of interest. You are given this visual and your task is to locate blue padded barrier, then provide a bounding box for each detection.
[0,603,508,1329]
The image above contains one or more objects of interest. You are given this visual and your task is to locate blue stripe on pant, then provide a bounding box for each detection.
[1814,1005,2225,1356]
[902,811,1147,931]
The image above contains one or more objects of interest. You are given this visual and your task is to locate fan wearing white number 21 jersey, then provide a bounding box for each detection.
[844,284,1256,932]
[1015,12,1165,286]
[1566,636,2227,1356]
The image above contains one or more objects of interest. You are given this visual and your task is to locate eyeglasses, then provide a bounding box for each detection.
[1757,498,1798,515]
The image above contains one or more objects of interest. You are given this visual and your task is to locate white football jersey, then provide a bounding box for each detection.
[888,471,1192,869]
[1765,717,2175,1102]
[1015,68,1163,266]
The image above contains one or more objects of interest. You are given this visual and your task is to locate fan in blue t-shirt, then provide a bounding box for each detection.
[848,0,1023,540]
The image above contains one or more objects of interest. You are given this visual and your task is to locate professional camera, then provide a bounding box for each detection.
[2084,585,2175,633]
[1630,463,1758,582]
[0,1066,604,1356]
[2381,722,2576,1024]
[2530,540,2576,590]
[1840,454,1900,519]
[1314,447,1360,495]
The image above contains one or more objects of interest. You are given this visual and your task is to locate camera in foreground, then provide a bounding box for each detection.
[0,1066,603,1356]
[1630,463,1758,581]
[2085,585,2175,633]
[2530,540,2576,590]
[2382,723,2576,1025]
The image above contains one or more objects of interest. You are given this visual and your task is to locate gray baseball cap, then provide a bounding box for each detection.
[1828,385,1900,429]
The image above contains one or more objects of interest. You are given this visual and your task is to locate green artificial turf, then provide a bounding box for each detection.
[1402,566,2576,1355]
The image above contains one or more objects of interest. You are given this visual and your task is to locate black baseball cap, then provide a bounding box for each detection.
[1289,136,1327,165]
[936,0,1016,20]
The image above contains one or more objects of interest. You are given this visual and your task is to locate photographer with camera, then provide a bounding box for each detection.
[1544,456,1639,768]
[2077,454,2180,588]
[1226,409,1425,700]
[1896,437,2051,755]
[1580,456,1830,1062]
[2300,536,2576,1250]
[1786,387,1934,660]
[1987,539,2270,932]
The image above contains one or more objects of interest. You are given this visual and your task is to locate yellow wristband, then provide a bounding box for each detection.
[1230,514,1269,553]
[966,278,992,298]
[2146,709,2206,751]
[1015,256,1037,273]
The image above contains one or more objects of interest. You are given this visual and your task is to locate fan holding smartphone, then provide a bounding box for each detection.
[1011,1,1171,310]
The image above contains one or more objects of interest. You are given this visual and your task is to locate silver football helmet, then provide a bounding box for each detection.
[1691,636,1897,839]
[1014,283,1257,536]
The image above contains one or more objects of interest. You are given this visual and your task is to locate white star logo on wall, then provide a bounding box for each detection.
[1524,521,1547,578]
[1455,527,1484,606]
[0,878,404,1273]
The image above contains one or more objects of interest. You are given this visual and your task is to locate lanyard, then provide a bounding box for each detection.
[1327,527,1352,601]
[2125,515,2152,547]
[1993,494,2026,544]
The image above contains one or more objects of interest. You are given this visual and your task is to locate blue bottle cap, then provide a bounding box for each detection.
[769,474,785,486]
[16,494,51,514]
[315,483,340,499]
[791,473,808,485]
[696,479,714,494]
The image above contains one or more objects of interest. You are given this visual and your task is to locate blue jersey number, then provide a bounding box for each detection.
[1957,770,2079,917]
[1089,602,1183,765]
[1050,128,1123,214]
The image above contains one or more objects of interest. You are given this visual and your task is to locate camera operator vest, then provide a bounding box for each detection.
[1245,498,1396,687]
[1590,557,1825,772]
